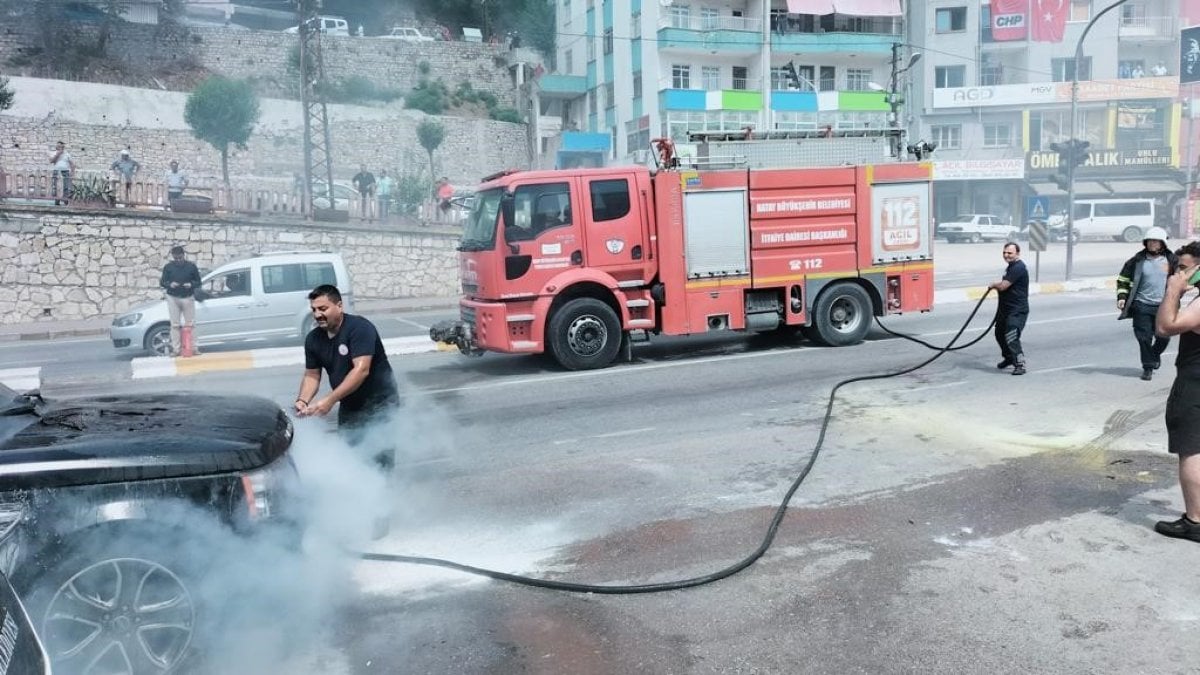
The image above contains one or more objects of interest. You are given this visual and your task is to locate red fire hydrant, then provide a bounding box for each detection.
[180,325,195,358]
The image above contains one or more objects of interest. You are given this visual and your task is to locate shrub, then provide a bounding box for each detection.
[490,107,523,124]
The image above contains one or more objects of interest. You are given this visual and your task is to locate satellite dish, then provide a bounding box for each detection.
[659,0,674,7]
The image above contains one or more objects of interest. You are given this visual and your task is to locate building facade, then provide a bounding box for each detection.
[911,0,1185,232]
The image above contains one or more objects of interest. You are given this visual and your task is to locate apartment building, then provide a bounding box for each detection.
[534,0,906,168]
[911,0,1185,229]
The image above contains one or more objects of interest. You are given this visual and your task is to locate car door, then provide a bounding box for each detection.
[194,267,255,341]
[1072,202,1094,238]
[501,179,580,297]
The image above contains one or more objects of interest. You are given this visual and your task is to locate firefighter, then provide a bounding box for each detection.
[1116,227,1178,381]
[988,242,1029,376]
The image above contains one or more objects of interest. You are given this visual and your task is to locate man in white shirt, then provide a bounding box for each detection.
[49,141,75,206]
[165,160,188,209]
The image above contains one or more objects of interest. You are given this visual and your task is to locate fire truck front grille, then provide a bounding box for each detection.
[461,306,477,330]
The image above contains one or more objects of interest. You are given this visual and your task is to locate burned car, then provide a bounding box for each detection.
[0,383,298,675]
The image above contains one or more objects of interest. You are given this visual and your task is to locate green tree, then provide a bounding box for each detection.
[97,0,131,54]
[0,77,14,112]
[184,77,261,186]
[416,119,445,197]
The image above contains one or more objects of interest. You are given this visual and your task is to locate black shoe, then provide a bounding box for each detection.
[1153,359,1162,370]
[1141,369,1153,381]
[1012,364,1026,376]
[1155,515,1200,542]
[996,358,1014,369]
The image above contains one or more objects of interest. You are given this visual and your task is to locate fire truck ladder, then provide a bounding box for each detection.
[683,128,902,170]
[296,0,336,219]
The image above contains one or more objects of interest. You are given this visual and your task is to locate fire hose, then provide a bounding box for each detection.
[359,290,997,594]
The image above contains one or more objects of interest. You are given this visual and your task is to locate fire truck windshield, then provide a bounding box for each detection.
[459,188,503,252]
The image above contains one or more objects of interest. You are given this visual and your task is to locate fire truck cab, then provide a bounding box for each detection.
[434,158,934,370]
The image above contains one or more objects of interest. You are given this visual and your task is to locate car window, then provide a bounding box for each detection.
[1074,203,1092,219]
[590,179,631,222]
[1095,202,1150,217]
[203,268,251,298]
[262,262,337,294]
[506,182,572,242]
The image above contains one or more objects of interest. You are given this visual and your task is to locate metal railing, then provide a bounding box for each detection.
[1117,15,1177,35]
[659,14,760,32]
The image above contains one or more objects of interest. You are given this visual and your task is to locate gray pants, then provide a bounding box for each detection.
[51,170,71,203]
[166,295,195,354]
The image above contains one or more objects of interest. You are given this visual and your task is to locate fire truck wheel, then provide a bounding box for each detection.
[810,283,872,347]
[548,297,622,370]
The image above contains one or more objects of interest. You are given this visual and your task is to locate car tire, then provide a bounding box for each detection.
[300,315,315,340]
[969,232,982,244]
[547,297,622,370]
[946,236,958,244]
[144,323,172,356]
[809,283,872,347]
[24,526,209,675]
[1122,226,1143,243]
[1008,230,1019,242]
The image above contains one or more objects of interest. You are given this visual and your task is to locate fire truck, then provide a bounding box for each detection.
[431,135,935,370]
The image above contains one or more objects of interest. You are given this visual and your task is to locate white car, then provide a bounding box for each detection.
[311,182,360,210]
[380,26,435,41]
[284,16,349,36]
[938,214,1018,244]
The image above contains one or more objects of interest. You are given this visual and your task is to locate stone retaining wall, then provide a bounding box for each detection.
[0,207,460,325]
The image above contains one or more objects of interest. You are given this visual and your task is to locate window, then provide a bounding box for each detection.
[262,263,335,295]
[1120,3,1147,26]
[1095,201,1151,217]
[935,7,967,33]
[672,64,691,89]
[845,68,872,91]
[983,123,1011,148]
[1069,0,1090,22]
[731,66,748,90]
[590,179,631,221]
[632,71,642,99]
[507,183,573,242]
[980,63,1003,86]
[603,28,613,55]
[931,124,961,149]
[819,66,836,91]
[700,7,719,30]
[1052,57,1091,82]
[701,65,720,90]
[668,4,690,29]
[934,65,965,88]
[603,82,614,108]
[631,12,641,38]
[204,268,251,298]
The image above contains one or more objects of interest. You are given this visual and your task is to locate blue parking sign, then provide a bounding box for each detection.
[1026,196,1050,223]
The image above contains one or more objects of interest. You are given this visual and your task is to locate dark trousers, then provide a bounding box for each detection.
[1131,300,1169,369]
[337,398,399,471]
[995,310,1027,364]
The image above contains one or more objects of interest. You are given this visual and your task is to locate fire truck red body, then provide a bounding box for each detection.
[432,159,935,370]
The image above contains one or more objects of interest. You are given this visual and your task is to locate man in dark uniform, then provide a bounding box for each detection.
[295,284,398,468]
[1154,256,1200,542]
[989,242,1030,376]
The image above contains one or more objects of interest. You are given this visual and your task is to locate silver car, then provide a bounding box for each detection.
[110,251,353,356]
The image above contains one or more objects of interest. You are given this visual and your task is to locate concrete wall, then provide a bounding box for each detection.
[0,207,460,325]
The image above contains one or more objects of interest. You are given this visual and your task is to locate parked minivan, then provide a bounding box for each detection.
[110,251,353,356]
[1048,198,1156,243]
[283,16,350,36]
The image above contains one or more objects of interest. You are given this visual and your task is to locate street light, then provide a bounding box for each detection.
[882,45,922,159]
[1065,0,1131,280]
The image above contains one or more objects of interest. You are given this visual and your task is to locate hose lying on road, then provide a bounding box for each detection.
[359,290,997,594]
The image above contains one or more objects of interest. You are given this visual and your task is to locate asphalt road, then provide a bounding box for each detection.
[36,290,1200,674]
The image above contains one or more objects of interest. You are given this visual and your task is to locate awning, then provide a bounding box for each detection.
[1100,179,1185,195]
[1027,181,1111,196]
[784,0,902,16]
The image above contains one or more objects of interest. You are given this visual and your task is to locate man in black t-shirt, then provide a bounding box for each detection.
[989,242,1030,376]
[295,284,399,462]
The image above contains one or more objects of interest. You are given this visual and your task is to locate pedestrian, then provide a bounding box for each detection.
[159,245,202,357]
[110,148,140,206]
[295,284,399,471]
[352,164,376,221]
[165,160,188,209]
[436,176,454,222]
[376,170,394,221]
[1117,227,1178,381]
[1151,252,1200,543]
[988,242,1029,375]
[1151,61,1168,76]
[49,141,75,206]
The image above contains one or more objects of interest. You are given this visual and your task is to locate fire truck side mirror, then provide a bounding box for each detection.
[500,192,515,232]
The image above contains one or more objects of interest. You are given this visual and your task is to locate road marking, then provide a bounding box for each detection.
[1029,364,1094,375]
[0,337,109,348]
[392,316,431,331]
[915,312,1112,339]
[593,427,656,439]
[906,380,967,393]
[0,367,40,391]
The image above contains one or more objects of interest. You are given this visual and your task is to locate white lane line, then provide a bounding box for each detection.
[1029,363,1094,375]
[393,316,431,331]
[593,427,655,439]
[906,380,967,393]
[0,367,40,391]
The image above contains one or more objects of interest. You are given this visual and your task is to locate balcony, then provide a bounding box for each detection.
[656,15,760,54]
[1118,15,1177,41]
[770,16,900,55]
[537,73,588,99]
[657,83,888,114]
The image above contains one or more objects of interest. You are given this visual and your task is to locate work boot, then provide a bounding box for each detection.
[1012,363,1026,376]
[1154,515,1200,542]
[1141,368,1153,381]
[996,358,1014,369]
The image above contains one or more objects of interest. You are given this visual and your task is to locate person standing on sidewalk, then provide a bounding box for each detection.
[165,160,188,209]
[49,141,75,206]
[352,165,376,221]
[110,149,140,206]
[159,245,202,357]
[989,242,1029,376]
[1117,227,1177,381]
[376,170,394,222]
[1152,258,1200,543]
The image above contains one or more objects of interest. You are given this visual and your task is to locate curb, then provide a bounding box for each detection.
[0,367,41,391]
[933,276,1113,305]
[130,335,458,380]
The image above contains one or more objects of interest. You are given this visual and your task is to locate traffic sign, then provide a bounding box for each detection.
[1026,196,1050,223]
[1028,220,1048,252]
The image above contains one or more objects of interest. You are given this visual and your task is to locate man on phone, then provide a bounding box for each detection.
[1117,227,1177,381]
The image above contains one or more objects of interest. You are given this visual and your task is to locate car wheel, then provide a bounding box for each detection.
[144,323,172,356]
[809,283,872,347]
[300,315,315,339]
[1122,226,1143,243]
[548,297,622,370]
[969,232,982,244]
[946,236,958,244]
[26,528,207,675]
[1008,230,1019,242]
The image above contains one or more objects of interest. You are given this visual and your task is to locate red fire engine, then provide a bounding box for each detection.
[431,140,934,370]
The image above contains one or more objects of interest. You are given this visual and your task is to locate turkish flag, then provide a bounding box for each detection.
[991,0,1028,41]
[1031,0,1068,42]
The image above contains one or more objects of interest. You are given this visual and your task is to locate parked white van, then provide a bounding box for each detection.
[284,16,350,36]
[110,251,353,356]
[1048,198,1156,243]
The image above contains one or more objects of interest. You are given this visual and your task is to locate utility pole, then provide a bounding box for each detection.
[889,42,901,160]
[296,0,336,219]
[1065,0,1130,280]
